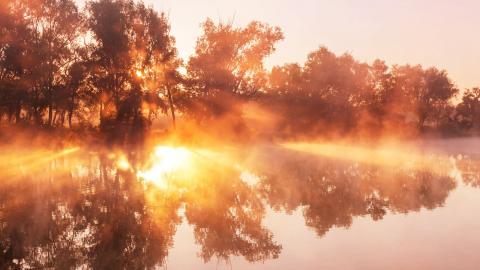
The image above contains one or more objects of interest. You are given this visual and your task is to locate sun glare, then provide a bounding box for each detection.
[137,146,193,189]
[135,70,144,78]
[116,155,131,171]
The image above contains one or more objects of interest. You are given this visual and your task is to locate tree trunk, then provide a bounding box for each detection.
[418,114,426,133]
[48,104,53,126]
[52,110,57,126]
[69,90,75,128]
[99,102,104,125]
[68,110,73,128]
[166,86,176,128]
[15,104,21,124]
[60,111,65,127]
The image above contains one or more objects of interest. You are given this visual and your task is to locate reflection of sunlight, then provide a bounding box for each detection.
[0,147,80,174]
[137,146,193,189]
[240,170,261,186]
[58,147,80,156]
[116,155,131,171]
[449,156,464,183]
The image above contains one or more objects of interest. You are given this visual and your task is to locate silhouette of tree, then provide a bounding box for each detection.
[455,87,480,131]
[264,47,372,137]
[25,0,83,126]
[184,19,283,119]
[0,0,477,139]
[263,48,461,138]
[269,63,303,95]
[0,0,33,124]
[86,0,178,140]
[390,65,458,132]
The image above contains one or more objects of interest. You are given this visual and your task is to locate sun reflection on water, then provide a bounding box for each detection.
[137,146,193,189]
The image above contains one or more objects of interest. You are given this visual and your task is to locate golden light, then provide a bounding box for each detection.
[137,146,193,189]
[0,147,80,176]
[239,170,261,186]
[135,70,144,78]
[116,155,131,171]
[57,147,80,156]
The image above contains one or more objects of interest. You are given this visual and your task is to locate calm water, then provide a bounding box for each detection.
[1,138,479,269]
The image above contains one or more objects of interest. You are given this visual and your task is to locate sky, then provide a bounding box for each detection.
[79,0,480,89]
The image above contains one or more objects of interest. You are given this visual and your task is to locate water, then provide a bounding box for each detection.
[1,138,479,269]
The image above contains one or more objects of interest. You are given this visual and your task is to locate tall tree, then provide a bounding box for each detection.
[456,87,480,131]
[86,0,178,133]
[268,63,303,95]
[391,65,457,131]
[186,19,283,118]
[264,47,371,136]
[21,0,83,126]
[0,0,32,124]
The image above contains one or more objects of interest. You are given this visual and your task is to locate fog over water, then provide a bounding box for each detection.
[1,138,479,269]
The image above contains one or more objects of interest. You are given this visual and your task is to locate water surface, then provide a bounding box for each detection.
[1,138,479,269]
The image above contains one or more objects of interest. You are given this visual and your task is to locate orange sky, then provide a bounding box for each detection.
[79,0,480,89]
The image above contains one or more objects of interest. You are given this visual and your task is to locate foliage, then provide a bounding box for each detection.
[0,0,477,140]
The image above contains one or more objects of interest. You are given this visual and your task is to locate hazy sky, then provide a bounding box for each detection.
[80,0,480,89]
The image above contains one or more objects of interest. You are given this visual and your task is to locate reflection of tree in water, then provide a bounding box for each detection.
[182,166,281,262]
[0,155,181,269]
[0,152,281,269]
[252,147,456,236]
[457,155,480,187]
[81,159,182,270]
[0,147,465,268]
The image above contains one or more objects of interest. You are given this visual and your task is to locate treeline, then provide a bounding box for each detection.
[262,52,480,138]
[1,0,479,142]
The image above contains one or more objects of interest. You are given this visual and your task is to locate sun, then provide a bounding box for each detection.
[116,155,131,171]
[137,146,193,189]
[135,70,144,78]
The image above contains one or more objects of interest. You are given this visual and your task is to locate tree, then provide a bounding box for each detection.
[64,60,88,127]
[391,65,457,131]
[0,0,32,124]
[456,87,480,131]
[303,47,370,132]
[264,47,371,137]
[86,0,178,136]
[358,59,395,133]
[21,0,83,126]
[268,63,303,95]
[185,19,283,118]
